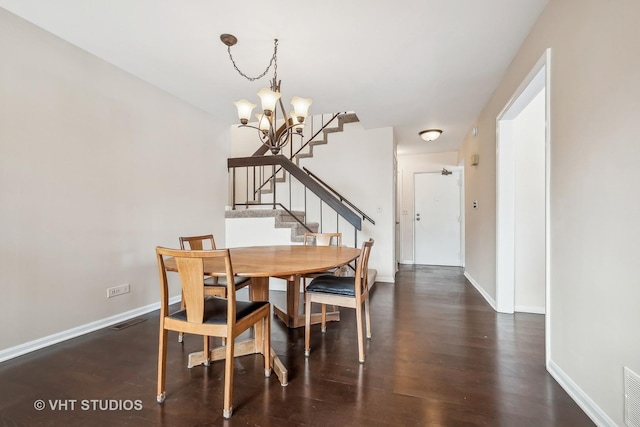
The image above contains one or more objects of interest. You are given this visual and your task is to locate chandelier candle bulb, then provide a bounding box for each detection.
[255,114,270,133]
[290,112,304,133]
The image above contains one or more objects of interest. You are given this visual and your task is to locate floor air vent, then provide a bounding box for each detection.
[110,318,146,331]
[626,367,640,427]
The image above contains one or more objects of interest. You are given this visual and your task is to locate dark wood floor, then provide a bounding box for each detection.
[0,265,593,426]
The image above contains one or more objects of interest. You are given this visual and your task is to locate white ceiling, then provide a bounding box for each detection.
[0,0,548,155]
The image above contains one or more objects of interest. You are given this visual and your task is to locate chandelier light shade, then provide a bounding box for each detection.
[256,88,281,115]
[233,99,257,125]
[222,34,312,154]
[291,96,312,121]
[419,129,443,142]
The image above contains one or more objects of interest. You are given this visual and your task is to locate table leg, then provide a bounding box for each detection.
[187,276,288,386]
[273,275,340,328]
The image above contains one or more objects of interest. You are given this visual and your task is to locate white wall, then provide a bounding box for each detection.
[0,9,228,356]
[397,152,459,263]
[459,0,640,424]
[513,89,546,312]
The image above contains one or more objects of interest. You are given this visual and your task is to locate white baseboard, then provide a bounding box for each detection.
[0,296,180,364]
[547,359,616,427]
[514,305,545,314]
[463,271,498,311]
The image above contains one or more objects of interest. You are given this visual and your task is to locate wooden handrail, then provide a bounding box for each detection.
[228,155,362,231]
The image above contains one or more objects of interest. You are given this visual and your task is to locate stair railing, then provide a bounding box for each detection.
[228,155,363,242]
[302,167,375,225]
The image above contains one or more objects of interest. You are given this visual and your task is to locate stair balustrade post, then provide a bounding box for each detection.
[272,164,276,210]
[232,167,236,210]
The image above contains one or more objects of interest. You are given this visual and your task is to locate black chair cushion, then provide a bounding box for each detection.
[303,267,338,278]
[169,297,268,324]
[203,275,250,288]
[306,275,356,297]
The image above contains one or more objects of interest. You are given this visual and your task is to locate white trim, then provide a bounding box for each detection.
[463,271,497,311]
[547,360,616,427]
[495,118,516,314]
[400,260,414,265]
[0,296,180,364]
[514,305,545,314]
[543,48,552,367]
[496,49,552,365]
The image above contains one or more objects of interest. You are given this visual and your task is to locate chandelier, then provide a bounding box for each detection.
[221,34,312,155]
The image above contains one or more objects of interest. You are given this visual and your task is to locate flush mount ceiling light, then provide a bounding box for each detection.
[221,34,312,155]
[419,129,443,142]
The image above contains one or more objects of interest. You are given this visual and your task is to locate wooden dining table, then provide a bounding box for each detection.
[163,244,361,386]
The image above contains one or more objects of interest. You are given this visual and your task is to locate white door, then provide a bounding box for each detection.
[414,171,462,266]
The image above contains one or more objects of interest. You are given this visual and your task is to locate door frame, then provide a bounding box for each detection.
[496,48,551,364]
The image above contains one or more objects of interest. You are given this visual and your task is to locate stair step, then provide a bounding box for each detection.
[294,113,359,164]
[227,209,318,243]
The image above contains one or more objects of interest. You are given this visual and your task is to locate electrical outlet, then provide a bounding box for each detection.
[107,284,130,298]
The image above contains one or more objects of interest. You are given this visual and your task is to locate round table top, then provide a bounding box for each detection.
[165,245,362,278]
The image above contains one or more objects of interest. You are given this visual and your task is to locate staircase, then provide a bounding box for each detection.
[228,112,373,246]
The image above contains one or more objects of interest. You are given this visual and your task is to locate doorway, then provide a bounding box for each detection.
[414,170,462,266]
[496,49,551,361]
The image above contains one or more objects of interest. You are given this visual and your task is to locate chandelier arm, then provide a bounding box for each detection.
[237,124,263,132]
[275,119,302,140]
[226,39,279,82]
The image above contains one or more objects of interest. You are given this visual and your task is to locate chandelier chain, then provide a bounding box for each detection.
[227,39,279,83]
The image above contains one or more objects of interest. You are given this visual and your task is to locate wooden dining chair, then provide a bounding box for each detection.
[301,232,343,281]
[304,238,374,363]
[155,247,271,419]
[301,232,343,317]
[178,234,251,347]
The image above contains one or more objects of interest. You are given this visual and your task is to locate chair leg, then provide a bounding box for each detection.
[304,296,312,357]
[321,304,327,333]
[263,315,271,377]
[203,336,210,366]
[355,303,365,363]
[157,327,167,403]
[364,293,372,339]
[178,291,185,343]
[222,335,235,418]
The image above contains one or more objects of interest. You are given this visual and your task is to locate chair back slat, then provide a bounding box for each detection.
[179,234,216,250]
[303,232,342,247]
[156,247,236,325]
[175,257,206,323]
[354,239,374,297]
